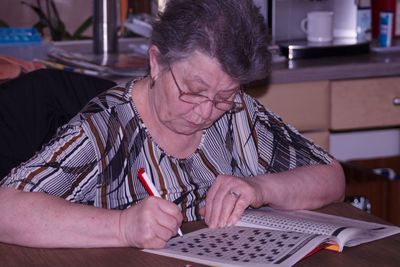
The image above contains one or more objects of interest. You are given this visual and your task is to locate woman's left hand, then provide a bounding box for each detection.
[199,175,265,228]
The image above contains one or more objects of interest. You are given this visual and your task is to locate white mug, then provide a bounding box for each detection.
[301,11,334,42]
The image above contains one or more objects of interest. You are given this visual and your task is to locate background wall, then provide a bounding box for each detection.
[0,0,92,37]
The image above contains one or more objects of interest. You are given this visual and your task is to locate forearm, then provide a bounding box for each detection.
[254,160,345,210]
[0,188,124,248]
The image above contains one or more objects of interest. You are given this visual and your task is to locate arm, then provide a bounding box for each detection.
[0,187,182,248]
[202,159,345,228]
[255,159,345,210]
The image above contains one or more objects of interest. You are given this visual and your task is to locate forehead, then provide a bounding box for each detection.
[172,51,238,90]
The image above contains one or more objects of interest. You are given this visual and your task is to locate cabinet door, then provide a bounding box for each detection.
[331,77,400,130]
[303,130,329,151]
[247,81,330,132]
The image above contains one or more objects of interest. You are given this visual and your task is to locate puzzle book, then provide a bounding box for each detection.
[144,207,400,267]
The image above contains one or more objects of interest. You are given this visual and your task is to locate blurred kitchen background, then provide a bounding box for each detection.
[1,1,400,45]
[0,0,400,225]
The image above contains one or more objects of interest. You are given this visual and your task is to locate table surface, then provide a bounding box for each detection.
[1,203,400,267]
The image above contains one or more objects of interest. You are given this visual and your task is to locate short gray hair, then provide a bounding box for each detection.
[151,0,270,84]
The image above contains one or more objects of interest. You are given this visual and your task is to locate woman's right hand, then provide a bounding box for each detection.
[118,196,183,249]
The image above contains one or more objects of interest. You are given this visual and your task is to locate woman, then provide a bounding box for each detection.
[0,0,345,249]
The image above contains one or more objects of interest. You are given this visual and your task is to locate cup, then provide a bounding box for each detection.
[301,11,334,42]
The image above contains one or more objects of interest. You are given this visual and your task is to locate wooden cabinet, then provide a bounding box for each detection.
[331,78,400,226]
[246,80,330,150]
[247,77,400,226]
[342,162,389,220]
[344,156,400,226]
[248,81,330,132]
[331,77,400,130]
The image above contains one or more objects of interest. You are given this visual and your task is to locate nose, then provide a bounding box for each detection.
[194,100,214,119]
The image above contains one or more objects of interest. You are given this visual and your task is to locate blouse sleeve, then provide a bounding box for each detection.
[0,122,99,204]
[246,95,333,174]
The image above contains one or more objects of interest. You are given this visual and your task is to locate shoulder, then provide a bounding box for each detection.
[69,80,137,123]
[237,92,284,128]
[83,81,133,113]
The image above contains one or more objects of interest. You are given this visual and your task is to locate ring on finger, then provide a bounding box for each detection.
[229,190,240,199]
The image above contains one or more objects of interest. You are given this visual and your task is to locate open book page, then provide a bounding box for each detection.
[237,207,400,251]
[144,207,400,267]
[144,226,334,267]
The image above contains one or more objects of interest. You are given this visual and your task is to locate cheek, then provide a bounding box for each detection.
[208,109,226,123]
[154,92,190,119]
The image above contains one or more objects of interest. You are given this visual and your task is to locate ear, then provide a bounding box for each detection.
[148,45,162,80]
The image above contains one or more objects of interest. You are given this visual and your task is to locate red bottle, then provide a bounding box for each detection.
[371,0,397,38]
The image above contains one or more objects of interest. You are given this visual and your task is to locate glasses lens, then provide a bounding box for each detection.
[180,93,243,112]
[179,93,208,104]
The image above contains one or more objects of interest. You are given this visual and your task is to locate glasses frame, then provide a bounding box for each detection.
[169,66,244,112]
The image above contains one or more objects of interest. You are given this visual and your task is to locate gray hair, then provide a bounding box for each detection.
[151,0,271,84]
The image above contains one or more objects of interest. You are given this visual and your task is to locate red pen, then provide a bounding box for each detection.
[137,168,161,198]
[137,168,183,237]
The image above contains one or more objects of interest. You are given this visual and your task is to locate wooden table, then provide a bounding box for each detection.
[1,203,400,267]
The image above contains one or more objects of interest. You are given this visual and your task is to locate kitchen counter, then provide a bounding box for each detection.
[54,38,400,85]
[270,50,400,84]
[2,38,400,84]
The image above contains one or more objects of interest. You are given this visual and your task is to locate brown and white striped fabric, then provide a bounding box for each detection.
[1,80,332,222]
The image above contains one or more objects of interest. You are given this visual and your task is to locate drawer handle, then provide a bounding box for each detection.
[394,97,400,106]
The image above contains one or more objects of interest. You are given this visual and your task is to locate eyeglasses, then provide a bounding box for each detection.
[169,66,243,112]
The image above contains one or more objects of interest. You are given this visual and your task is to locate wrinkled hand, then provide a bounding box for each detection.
[200,175,264,228]
[118,196,183,249]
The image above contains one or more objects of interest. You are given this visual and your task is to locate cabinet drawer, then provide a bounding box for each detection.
[331,77,400,130]
[247,81,330,131]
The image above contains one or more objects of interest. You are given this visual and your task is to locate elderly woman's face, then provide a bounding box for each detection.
[151,50,240,135]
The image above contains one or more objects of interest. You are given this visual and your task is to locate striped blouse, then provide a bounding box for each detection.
[1,80,332,222]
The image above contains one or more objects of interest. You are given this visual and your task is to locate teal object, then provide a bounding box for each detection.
[0,27,42,45]
[378,11,393,48]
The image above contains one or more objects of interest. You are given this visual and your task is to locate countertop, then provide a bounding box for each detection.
[2,38,400,84]
[270,50,400,84]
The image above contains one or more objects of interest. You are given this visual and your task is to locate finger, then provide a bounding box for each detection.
[227,197,249,226]
[156,213,181,232]
[217,191,241,228]
[156,198,182,218]
[144,236,169,249]
[153,202,183,233]
[199,206,205,217]
[207,185,233,228]
[204,179,223,225]
[155,222,176,241]
[131,222,169,249]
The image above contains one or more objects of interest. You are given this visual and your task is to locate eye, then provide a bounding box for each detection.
[185,82,207,94]
[187,87,206,95]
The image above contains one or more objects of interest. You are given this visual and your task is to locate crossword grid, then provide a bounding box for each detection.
[165,226,319,265]
[241,211,338,236]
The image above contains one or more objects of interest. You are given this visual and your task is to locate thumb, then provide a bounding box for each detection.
[199,206,205,217]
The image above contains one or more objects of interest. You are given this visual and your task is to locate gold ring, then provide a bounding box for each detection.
[230,190,240,198]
